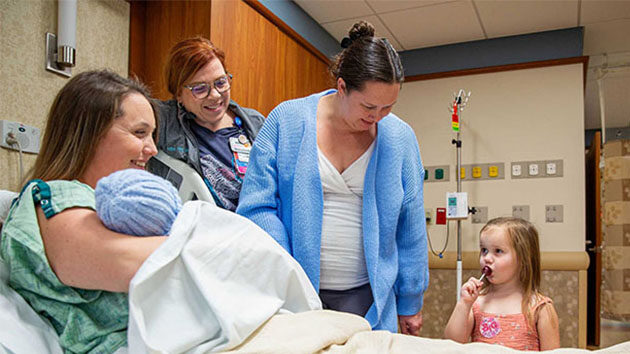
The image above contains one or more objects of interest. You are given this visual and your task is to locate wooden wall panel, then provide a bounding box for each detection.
[130,0,331,115]
[129,1,212,100]
[210,0,330,115]
[129,1,146,84]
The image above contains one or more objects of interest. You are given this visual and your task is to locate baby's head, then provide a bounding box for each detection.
[95,169,182,236]
[479,217,541,294]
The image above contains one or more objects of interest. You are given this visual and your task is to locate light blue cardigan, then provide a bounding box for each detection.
[236,90,429,332]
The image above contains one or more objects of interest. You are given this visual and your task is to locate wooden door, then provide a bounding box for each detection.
[585,131,601,347]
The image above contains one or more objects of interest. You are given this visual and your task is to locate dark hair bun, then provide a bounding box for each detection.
[348,21,375,41]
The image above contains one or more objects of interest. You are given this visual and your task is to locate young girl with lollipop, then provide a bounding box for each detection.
[444,217,560,351]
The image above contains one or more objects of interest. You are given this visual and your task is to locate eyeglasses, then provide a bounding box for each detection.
[183,74,232,99]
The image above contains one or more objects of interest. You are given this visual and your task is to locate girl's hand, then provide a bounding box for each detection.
[460,277,483,304]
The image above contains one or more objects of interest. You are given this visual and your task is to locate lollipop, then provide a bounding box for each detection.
[479,266,492,281]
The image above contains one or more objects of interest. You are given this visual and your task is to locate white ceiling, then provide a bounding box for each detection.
[294,0,630,130]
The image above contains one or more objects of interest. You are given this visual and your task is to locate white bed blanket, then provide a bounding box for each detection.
[127,201,322,353]
[226,310,630,354]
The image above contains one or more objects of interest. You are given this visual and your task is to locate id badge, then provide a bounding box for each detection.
[234,153,248,174]
[230,135,251,175]
[229,136,252,154]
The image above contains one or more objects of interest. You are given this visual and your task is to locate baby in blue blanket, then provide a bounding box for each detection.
[95,169,182,236]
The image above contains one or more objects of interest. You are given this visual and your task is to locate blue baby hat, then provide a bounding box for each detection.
[95,169,183,236]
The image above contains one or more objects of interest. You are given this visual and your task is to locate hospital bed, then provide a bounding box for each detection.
[149,150,215,204]
[1,177,630,353]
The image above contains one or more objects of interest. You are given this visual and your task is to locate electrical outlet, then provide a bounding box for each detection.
[471,206,488,224]
[425,209,433,225]
[436,207,446,225]
[546,162,557,175]
[0,120,40,154]
[528,163,539,176]
[545,205,563,223]
[512,205,530,221]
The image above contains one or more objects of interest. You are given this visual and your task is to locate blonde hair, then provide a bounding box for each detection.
[479,217,543,327]
[30,70,157,183]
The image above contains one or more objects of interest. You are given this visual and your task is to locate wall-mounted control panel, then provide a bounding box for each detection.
[511,160,563,179]
[425,160,562,183]
[424,165,450,182]
[0,120,41,154]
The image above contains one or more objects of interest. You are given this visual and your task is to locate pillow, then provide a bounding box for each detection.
[0,190,17,225]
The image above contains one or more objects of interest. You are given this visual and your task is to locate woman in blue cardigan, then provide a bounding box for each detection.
[237,21,428,335]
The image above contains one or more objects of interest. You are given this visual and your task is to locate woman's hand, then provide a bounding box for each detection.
[460,277,483,305]
[398,310,423,336]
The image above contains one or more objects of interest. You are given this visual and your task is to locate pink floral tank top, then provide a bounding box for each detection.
[471,296,552,351]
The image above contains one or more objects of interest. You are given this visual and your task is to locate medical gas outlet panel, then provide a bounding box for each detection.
[424,160,563,182]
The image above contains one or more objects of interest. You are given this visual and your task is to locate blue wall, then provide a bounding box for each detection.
[400,27,584,76]
[259,2,583,76]
[258,0,340,59]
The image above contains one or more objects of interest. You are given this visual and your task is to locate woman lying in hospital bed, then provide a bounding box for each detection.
[1,69,629,353]
[0,69,320,353]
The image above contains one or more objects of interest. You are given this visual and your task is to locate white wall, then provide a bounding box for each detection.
[394,63,586,252]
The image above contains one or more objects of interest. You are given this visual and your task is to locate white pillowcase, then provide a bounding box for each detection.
[0,259,62,353]
[0,190,17,225]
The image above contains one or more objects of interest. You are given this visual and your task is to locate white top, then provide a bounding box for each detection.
[318,141,375,290]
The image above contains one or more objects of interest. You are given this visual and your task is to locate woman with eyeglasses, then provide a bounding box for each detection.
[148,37,265,211]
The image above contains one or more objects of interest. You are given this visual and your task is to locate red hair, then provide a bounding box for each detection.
[165,36,226,98]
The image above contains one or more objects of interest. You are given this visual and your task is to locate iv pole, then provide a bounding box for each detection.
[449,89,471,301]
